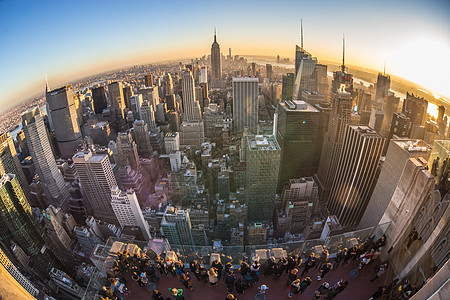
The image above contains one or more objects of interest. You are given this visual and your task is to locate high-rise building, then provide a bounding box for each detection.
[140,101,157,132]
[266,64,273,81]
[245,134,281,222]
[381,92,400,134]
[315,64,329,101]
[359,139,430,229]
[281,73,295,101]
[130,94,143,121]
[331,37,353,93]
[210,29,222,88]
[133,120,153,158]
[233,77,259,134]
[144,74,153,87]
[123,84,133,110]
[181,69,202,121]
[160,206,194,246]
[0,133,29,195]
[280,177,318,233]
[108,81,126,120]
[46,85,82,158]
[380,157,449,285]
[316,88,352,201]
[42,205,72,251]
[116,131,140,169]
[402,93,428,127]
[72,151,118,224]
[92,86,108,115]
[22,107,70,210]
[164,132,180,153]
[388,112,412,145]
[111,187,151,240]
[276,100,319,192]
[375,72,390,100]
[293,47,318,100]
[218,169,230,201]
[179,120,205,148]
[0,174,65,275]
[200,66,208,84]
[0,246,40,297]
[327,125,384,228]
[165,73,174,95]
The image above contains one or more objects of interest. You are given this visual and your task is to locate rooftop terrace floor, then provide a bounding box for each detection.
[117,258,391,300]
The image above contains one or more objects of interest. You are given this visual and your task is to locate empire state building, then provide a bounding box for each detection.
[210,29,222,88]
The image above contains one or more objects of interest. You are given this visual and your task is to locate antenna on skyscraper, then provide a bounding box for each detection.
[383,61,386,76]
[301,19,303,49]
[342,34,345,70]
[45,74,50,93]
[214,27,217,43]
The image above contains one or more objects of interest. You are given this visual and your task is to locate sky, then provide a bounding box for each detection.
[0,0,449,114]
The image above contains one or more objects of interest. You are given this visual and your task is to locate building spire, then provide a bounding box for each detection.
[214,27,217,43]
[301,19,303,49]
[383,61,386,76]
[342,33,345,70]
[45,74,50,93]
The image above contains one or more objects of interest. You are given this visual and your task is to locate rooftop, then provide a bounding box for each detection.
[280,100,319,112]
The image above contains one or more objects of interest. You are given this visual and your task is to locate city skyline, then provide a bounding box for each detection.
[0,0,449,114]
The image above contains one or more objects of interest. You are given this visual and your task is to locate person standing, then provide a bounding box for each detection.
[301,254,316,276]
[317,263,333,281]
[224,270,237,293]
[286,268,298,287]
[300,277,312,294]
[208,267,219,286]
[288,279,301,298]
[212,259,224,279]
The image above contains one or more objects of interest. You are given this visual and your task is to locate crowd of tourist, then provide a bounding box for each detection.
[98,235,416,300]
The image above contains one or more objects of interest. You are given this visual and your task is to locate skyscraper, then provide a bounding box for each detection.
[276,100,320,192]
[210,29,222,88]
[116,131,140,169]
[140,101,157,132]
[108,81,126,120]
[72,151,118,224]
[293,46,318,100]
[402,92,428,127]
[327,125,384,228]
[316,88,352,201]
[218,169,230,201]
[266,64,273,81]
[0,133,29,195]
[359,139,430,229]
[281,73,295,101]
[233,77,259,134]
[111,187,151,240]
[160,206,194,246]
[144,74,153,87]
[133,120,153,158]
[22,107,70,211]
[46,85,82,158]
[0,174,65,275]
[375,72,391,100]
[245,134,281,222]
[130,94,143,120]
[92,86,108,115]
[200,66,208,84]
[181,69,202,121]
[123,84,133,110]
[331,36,353,93]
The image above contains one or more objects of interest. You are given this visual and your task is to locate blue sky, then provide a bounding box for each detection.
[0,0,449,113]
